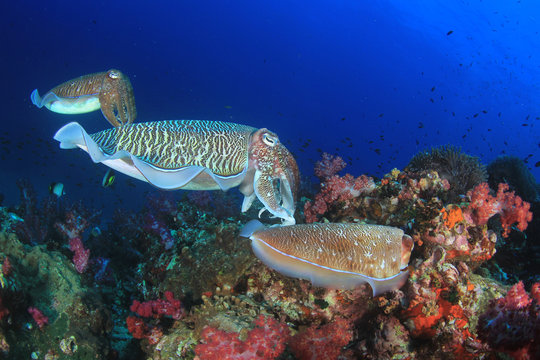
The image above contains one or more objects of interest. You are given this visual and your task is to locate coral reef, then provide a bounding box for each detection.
[0,146,536,359]
[405,145,487,202]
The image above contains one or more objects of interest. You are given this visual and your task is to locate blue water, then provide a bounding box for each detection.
[1,0,538,209]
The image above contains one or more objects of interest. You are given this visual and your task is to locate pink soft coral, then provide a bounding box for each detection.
[305,153,375,223]
[69,237,90,273]
[195,315,290,360]
[466,182,533,237]
[314,153,347,179]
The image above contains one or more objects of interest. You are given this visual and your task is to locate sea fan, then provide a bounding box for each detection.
[406,145,487,202]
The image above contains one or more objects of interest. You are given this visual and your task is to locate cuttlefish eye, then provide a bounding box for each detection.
[262,133,277,146]
[107,70,120,79]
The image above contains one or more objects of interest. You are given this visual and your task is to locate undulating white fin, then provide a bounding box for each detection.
[130,157,205,190]
[54,122,86,149]
[211,170,248,191]
[239,219,266,238]
[30,89,43,108]
[369,270,409,297]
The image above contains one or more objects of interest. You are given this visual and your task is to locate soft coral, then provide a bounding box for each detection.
[289,317,353,360]
[195,315,290,360]
[467,182,533,237]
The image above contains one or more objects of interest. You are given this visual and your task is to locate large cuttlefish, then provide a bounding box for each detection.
[241,220,414,296]
[54,120,299,224]
[31,69,136,127]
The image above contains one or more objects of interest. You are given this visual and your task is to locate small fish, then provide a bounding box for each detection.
[102,169,116,188]
[91,227,102,237]
[8,213,24,222]
[224,105,232,109]
[49,182,65,197]
[446,30,454,35]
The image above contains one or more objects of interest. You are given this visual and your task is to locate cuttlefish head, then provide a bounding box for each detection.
[240,128,299,225]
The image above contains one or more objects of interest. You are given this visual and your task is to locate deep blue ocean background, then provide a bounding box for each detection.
[1,0,539,212]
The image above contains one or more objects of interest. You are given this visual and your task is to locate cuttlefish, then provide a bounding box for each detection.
[240,220,414,296]
[31,69,136,127]
[54,120,299,224]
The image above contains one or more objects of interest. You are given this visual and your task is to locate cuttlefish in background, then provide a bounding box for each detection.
[240,220,414,296]
[54,120,299,224]
[31,69,136,127]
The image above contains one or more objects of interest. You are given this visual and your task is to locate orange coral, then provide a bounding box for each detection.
[441,205,464,229]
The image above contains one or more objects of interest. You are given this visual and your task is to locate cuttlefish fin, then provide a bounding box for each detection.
[54,122,87,149]
[369,270,410,297]
[239,219,266,238]
[30,89,43,108]
[129,156,205,190]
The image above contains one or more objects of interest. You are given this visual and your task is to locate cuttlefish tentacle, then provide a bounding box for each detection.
[240,128,299,225]
[54,120,299,224]
[31,69,136,127]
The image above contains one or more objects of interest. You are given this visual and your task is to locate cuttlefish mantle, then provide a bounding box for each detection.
[240,220,414,296]
[54,120,299,224]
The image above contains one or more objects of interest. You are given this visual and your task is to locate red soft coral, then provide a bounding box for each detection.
[126,316,148,339]
[494,183,533,237]
[130,291,184,320]
[127,292,185,345]
[467,182,533,237]
[195,315,290,360]
[289,317,353,360]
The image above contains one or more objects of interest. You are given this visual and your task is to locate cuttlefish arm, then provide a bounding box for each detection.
[240,128,300,225]
[99,69,137,128]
